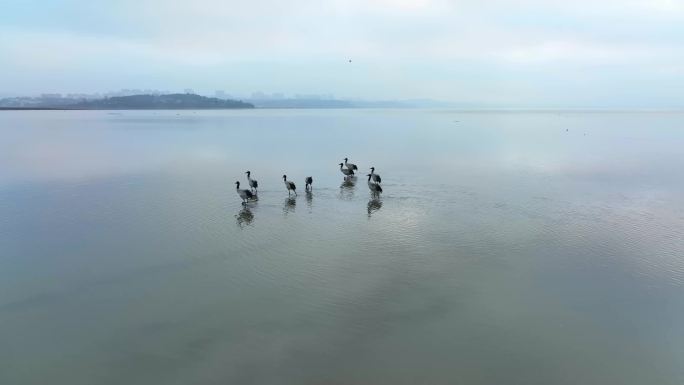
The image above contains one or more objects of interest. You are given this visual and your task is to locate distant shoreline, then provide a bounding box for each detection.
[0,93,254,110]
[0,107,254,111]
[2,107,683,113]
[0,107,67,110]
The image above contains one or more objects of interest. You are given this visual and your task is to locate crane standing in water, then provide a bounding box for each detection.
[283,175,297,195]
[235,181,256,204]
[339,163,354,177]
[245,171,258,193]
[369,167,381,184]
[344,158,358,172]
[366,174,383,196]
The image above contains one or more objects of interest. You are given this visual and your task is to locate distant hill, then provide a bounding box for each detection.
[74,94,253,109]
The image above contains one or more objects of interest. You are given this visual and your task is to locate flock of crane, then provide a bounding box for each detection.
[235,157,383,204]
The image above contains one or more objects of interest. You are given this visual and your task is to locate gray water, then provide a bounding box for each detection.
[1,109,683,385]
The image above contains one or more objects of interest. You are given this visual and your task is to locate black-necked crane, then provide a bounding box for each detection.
[283,175,297,195]
[235,181,255,204]
[245,171,258,192]
[344,157,358,172]
[305,176,313,191]
[339,163,354,177]
[369,167,382,184]
[366,174,383,196]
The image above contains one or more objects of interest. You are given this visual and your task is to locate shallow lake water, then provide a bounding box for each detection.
[1,109,683,384]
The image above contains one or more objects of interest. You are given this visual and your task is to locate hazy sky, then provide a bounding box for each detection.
[1,0,683,106]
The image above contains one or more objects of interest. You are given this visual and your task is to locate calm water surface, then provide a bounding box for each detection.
[1,109,683,384]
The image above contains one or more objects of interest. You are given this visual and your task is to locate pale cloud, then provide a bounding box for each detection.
[635,0,684,13]
[499,40,647,64]
[1,0,683,106]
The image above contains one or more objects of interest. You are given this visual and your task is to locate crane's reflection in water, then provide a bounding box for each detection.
[283,197,296,215]
[339,176,356,200]
[305,190,313,212]
[235,205,254,228]
[367,198,382,218]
